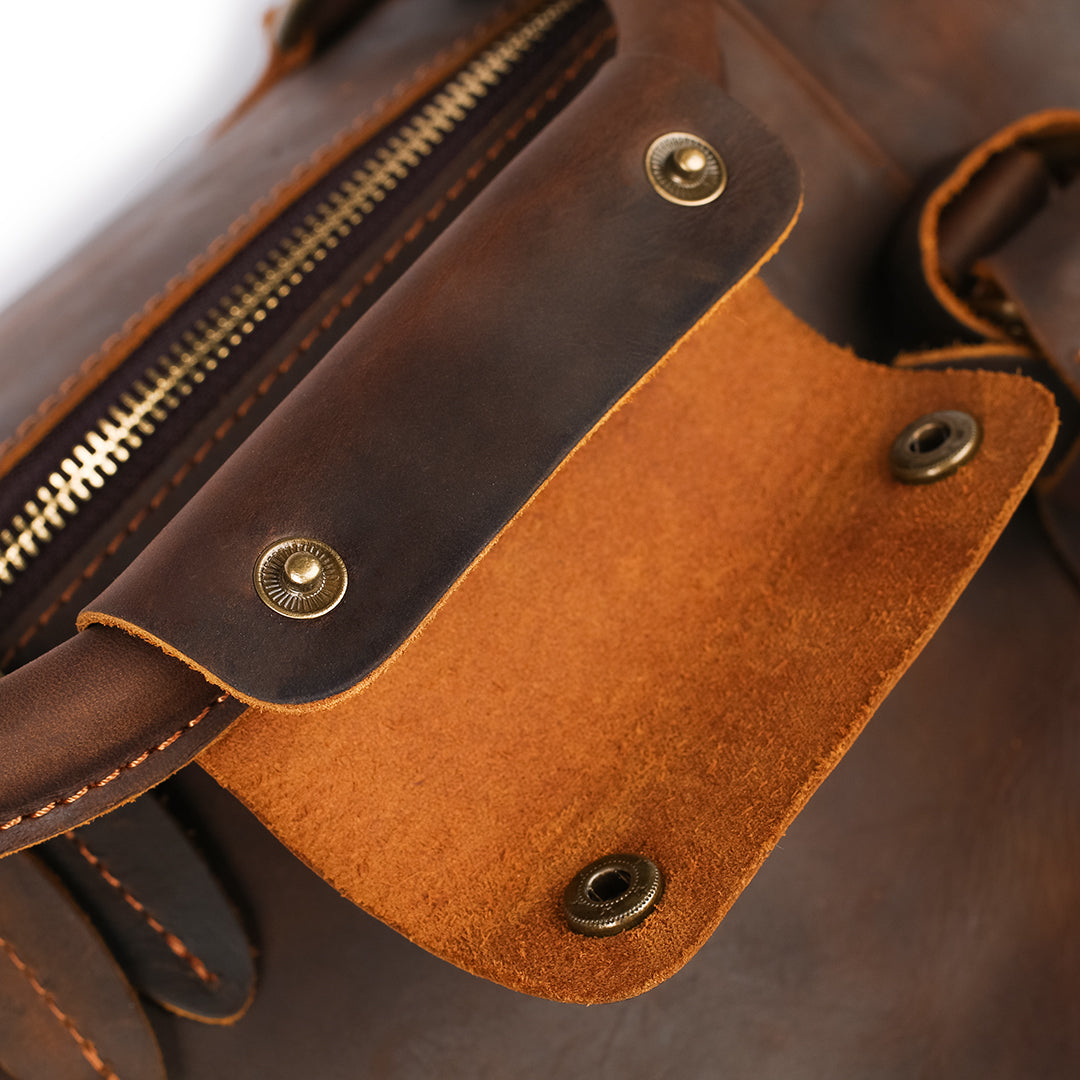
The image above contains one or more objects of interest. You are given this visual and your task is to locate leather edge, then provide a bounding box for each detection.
[79,197,802,713]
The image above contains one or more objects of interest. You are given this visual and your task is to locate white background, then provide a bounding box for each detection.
[0,1,272,310]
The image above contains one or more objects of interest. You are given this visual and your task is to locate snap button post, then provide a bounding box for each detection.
[646,132,727,206]
[283,550,322,587]
[890,410,982,483]
[254,537,347,618]
[563,854,664,937]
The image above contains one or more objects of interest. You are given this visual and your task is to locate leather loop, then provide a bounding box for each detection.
[38,797,256,1024]
[882,110,1080,578]
[887,109,1080,348]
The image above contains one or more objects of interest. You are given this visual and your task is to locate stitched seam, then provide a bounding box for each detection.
[0,935,120,1080]
[64,832,218,986]
[0,694,229,833]
[1,22,614,671]
[0,0,535,468]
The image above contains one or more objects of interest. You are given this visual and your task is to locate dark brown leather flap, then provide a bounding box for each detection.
[80,53,801,706]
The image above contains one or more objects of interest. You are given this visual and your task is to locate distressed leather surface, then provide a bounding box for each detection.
[732,0,1080,172]
[15,0,1061,1009]
[81,53,801,704]
[161,0,1079,1070]
[0,0,528,478]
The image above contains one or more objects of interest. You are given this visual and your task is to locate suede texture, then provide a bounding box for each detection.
[199,278,1056,1003]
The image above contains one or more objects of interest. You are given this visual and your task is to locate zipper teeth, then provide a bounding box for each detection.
[0,0,584,594]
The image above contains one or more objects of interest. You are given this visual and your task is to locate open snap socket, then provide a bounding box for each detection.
[563,854,663,937]
[889,410,981,483]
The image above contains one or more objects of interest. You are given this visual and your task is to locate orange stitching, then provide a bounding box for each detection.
[0,935,120,1079]
[0,695,229,833]
[0,0,535,470]
[0,22,613,672]
[64,832,217,987]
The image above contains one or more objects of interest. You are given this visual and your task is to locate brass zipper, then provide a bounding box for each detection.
[0,0,587,595]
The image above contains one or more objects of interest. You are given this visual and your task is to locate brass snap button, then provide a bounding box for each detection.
[890,410,982,483]
[563,853,664,937]
[254,537,347,618]
[645,132,727,206]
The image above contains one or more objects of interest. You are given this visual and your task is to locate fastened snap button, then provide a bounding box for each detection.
[890,410,982,483]
[254,537,347,618]
[563,853,664,936]
[645,132,727,206]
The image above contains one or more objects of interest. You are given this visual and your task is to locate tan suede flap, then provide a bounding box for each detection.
[201,278,1056,1003]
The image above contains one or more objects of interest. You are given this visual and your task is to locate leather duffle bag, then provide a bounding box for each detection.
[0,1,1077,1077]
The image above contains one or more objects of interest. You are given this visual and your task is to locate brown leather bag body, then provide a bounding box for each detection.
[0,1,1077,1076]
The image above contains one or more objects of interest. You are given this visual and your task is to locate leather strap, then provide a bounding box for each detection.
[38,796,255,1024]
[887,110,1080,349]
[0,853,165,1080]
